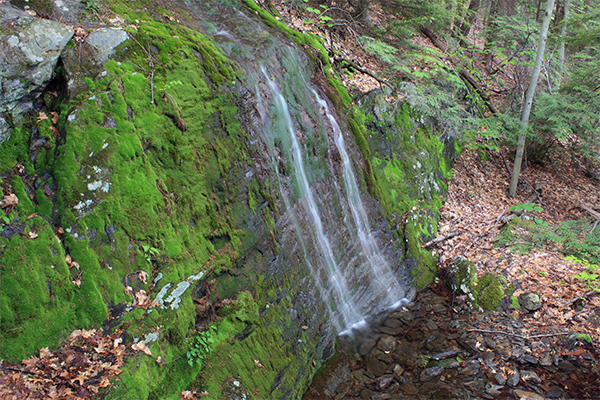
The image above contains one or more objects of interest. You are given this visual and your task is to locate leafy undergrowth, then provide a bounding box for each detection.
[436,145,600,345]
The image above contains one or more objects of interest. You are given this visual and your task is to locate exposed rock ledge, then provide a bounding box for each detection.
[0,3,73,143]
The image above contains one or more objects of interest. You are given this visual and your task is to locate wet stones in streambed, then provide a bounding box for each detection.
[305,290,600,400]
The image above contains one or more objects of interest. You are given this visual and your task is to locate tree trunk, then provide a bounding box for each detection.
[509,0,556,197]
[457,0,481,47]
[556,0,571,87]
[354,0,371,26]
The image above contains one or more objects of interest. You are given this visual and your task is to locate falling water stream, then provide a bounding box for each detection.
[189,0,410,334]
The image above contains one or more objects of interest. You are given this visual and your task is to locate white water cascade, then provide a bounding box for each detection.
[261,72,409,334]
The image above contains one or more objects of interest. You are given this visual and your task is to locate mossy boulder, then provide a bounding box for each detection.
[447,255,506,311]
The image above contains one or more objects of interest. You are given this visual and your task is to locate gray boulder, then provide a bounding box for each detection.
[0,3,73,143]
[518,292,542,312]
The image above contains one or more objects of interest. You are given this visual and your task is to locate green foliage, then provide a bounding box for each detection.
[381,0,455,43]
[497,217,600,265]
[362,37,402,65]
[509,203,543,212]
[576,333,593,344]
[568,255,600,292]
[142,245,160,264]
[187,327,216,367]
[573,270,600,292]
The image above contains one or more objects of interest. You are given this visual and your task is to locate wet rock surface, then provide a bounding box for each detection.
[305,289,599,399]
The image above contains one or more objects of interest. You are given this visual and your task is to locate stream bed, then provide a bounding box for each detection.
[305,284,600,400]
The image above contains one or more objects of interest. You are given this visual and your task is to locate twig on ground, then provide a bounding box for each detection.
[421,231,462,248]
[467,328,570,339]
[567,290,600,307]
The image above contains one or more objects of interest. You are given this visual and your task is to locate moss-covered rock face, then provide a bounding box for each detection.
[358,90,453,289]
[0,0,454,398]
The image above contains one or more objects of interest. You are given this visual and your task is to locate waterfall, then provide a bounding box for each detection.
[312,90,407,313]
[192,1,410,333]
[259,72,408,333]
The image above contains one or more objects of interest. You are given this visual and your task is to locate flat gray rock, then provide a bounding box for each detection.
[86,27,129,62]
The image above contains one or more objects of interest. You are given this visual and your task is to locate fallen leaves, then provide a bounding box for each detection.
[0,193,18,208]
[131,340,152,357]
[436,146,600,347]
[65,254,83,287]
[0,329,126,399]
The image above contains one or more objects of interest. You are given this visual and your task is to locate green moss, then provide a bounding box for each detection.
[476,273,504,311]
[11,176,35,217]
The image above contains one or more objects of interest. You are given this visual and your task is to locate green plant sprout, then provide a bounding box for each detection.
[187,328,215,367]
[573,271,600,292]
[142,245,160,264]
[576,333,593,344]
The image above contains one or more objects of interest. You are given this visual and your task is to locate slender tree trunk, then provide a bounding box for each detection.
[354,0,371,26]
[509,0,556,197]
[457,0,481,46]
[556,0,571,86]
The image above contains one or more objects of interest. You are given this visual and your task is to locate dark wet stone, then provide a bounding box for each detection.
[393,364,404,375]
[546,386,562,398]
[520,370,541,385]
[425,320,438,330]
[425,331,446,351]
[482,351,495,363]
[557,360,577,372]
[358,339,376,356]
[511,348,525,359]
[518,293,542,312]
[484,337,497,349]
[372,394,392,400]
[395,341,417,362]
[457,338,479,355]
[400,382,419,395]
[351,369,374,385]
[486,384,504,395]
[520,355,538,365]
[513,389,545,399]
[460,361,480,376]
[539,356,552,367]
[365,355,388,376]
[378,326,402,336]
[377,336,397,353]
[377,375,395,390]
[361,389,376,400]
[425,366,444,377]
[431,350,458,360]
[378,353,396,365]
[494,372,506,385]
[336,379,353,395]
[506,371,520,387]
[432,388,456,399]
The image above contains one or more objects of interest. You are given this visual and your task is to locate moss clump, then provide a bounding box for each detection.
[476,273,505,311]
